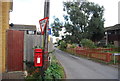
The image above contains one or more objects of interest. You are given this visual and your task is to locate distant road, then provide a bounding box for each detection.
[54,48,118,79]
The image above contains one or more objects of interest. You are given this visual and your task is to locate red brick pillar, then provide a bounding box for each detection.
[106,53,112,62]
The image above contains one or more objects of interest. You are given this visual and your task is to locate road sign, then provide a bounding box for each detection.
[112,53,120,64]
[48,28,51,35]
[39,17,49,35]
[112,53,120,56]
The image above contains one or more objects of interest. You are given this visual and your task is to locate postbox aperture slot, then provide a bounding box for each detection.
[35,52,42,53]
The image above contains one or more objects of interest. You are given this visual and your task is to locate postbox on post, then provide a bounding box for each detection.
[34,49,43,67]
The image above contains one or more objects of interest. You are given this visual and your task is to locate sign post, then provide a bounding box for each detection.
[112,53,120,64]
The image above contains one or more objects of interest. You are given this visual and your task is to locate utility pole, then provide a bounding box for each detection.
[43,0,50,69]
[41,0,50,80]
[44,0,50,18]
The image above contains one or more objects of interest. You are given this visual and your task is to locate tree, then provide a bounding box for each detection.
[51,1,105,44]
[51,17,63,37]
[58,40,67,51]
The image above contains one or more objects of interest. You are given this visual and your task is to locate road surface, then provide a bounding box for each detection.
[54,48,118,79]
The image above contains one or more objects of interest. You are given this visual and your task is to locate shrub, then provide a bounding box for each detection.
[106,44,116,48]
[44,55,64,80]
[69,44,76,48]
[23,61,34,69]
[80,39,96,48]
[59,40,67,51]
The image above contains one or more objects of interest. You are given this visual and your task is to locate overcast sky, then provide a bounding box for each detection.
[10,0,120,29]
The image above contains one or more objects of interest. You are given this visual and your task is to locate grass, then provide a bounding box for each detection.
[109,51,120,53]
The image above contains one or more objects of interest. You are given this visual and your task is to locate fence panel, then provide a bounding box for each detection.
[24,32,42,62]
[67,47,113,62]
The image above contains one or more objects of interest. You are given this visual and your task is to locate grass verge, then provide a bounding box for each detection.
[44,54,65,79]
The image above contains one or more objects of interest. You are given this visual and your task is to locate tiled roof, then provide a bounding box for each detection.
[10,24,36,31]
[105,24,120,31]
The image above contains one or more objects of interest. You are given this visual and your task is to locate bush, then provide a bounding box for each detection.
[23,61,34,69]
[44,55,64,80]
[44,63,63,79]
[80,39,96,48]
[69,44,76,48]
[59,40,67,51]
[106,44,116,48]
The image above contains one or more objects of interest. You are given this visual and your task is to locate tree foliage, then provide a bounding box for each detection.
[51,1,105,44]
[51,17,63,37]
[57,40,67,51]
[80,39,96,48]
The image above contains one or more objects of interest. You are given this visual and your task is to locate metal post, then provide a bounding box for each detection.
[106,32,108,45]
[114,54,116,64]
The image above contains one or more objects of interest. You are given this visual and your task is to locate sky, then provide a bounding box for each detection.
[89,0,119,27]
[9,0,120,43]
[10,0,120,29]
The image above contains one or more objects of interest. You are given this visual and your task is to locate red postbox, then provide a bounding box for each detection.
[34,49,43,67]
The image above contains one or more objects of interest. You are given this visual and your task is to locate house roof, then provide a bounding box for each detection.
[105,24,120,31]
[10,24,36,31]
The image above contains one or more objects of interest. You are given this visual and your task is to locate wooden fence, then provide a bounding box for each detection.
[24,32,53,70]
[6,30,52,71]
[24,32,42,62]
[66,47,114,63]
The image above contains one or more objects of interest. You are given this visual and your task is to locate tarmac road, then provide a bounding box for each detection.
[54,48,118,79]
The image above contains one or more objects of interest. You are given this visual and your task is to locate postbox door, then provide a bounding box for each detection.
[34,54,43,67]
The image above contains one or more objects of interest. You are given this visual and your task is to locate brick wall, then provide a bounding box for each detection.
[0,1,2,73]
[0,1,12,73]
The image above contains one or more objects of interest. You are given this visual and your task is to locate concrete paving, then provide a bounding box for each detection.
[54,48,118,79]
[2,71,25,79]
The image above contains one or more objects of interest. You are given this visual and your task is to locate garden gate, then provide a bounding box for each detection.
[6,30,24,71]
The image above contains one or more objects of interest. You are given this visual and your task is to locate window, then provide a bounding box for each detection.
[27,30,35,35]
